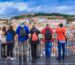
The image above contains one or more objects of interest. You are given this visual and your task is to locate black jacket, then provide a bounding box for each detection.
[30,27,40,44]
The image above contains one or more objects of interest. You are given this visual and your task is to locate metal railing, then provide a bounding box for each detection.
[0,34,75,58]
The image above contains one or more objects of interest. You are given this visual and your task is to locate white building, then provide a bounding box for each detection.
[0,19,8,27]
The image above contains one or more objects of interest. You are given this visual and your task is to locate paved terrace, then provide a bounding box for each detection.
[0,56,75,65]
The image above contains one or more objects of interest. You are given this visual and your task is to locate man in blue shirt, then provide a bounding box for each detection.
[16,22,29,61]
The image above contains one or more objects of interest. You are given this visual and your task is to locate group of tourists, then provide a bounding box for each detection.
[0,22,67,61]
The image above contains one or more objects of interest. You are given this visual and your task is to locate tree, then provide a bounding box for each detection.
[66,16,75,24]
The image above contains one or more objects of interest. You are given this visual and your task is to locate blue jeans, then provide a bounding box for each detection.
[7,43,14,57]
[58,41,66,59]
[45,41,52,58]
[18,41,28,56]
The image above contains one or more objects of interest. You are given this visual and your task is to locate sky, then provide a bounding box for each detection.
[0,0,75,18]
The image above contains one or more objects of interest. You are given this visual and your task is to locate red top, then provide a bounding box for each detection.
[41,27,54,42]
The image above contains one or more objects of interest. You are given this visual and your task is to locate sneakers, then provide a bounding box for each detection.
[7,57,11,59]
[7,57,15,60]
[56,56,65,60]
[23,55,26,61]
[10,58,15,60]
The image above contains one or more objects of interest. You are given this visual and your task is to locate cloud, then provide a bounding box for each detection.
[0,1,75,18]
[0,2,45,18]
[48,5,73,13]
[13,2,28,11]
[0,2,28,14]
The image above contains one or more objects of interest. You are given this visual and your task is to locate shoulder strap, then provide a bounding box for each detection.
[62,32,66,38]
[62,32,67,43]
[45,28,51,33]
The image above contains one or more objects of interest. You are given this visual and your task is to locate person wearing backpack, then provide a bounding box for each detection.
[30,25,40,59]
[16,22,29,61]
[55,23,67,60]
[41,24,53,58]
[6,26,15,60]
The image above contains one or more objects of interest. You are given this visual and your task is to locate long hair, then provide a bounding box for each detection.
[2,26,6,31]
[8,26,14,31]
[2,26,7,35]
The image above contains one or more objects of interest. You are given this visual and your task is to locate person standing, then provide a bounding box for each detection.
[6,26,15,60]
[16,22,29,61]
[0,26,7,58]
[30,25,40,59]
[0,27,2,48]
[55,23,67,60]
[41,24,53,58]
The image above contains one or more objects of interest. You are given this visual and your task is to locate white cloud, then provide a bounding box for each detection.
[27,6,42,12]
[0,2,28,15]
[0,8,5,14]
[13,2,28,11]
[0,2,75,18]
[43,5,75,15]
[55,5,73,12]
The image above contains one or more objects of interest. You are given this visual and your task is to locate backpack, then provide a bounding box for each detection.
[6,31,13,43]
[20,27,26,37]
[32,32,38,41]
[45,29,52,40]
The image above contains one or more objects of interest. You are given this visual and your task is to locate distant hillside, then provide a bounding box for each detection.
[32,13,74,17]
[11,13,75,21]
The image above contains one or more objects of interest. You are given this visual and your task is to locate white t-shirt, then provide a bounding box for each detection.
[0,31,2,40]
[0,31,6,43]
